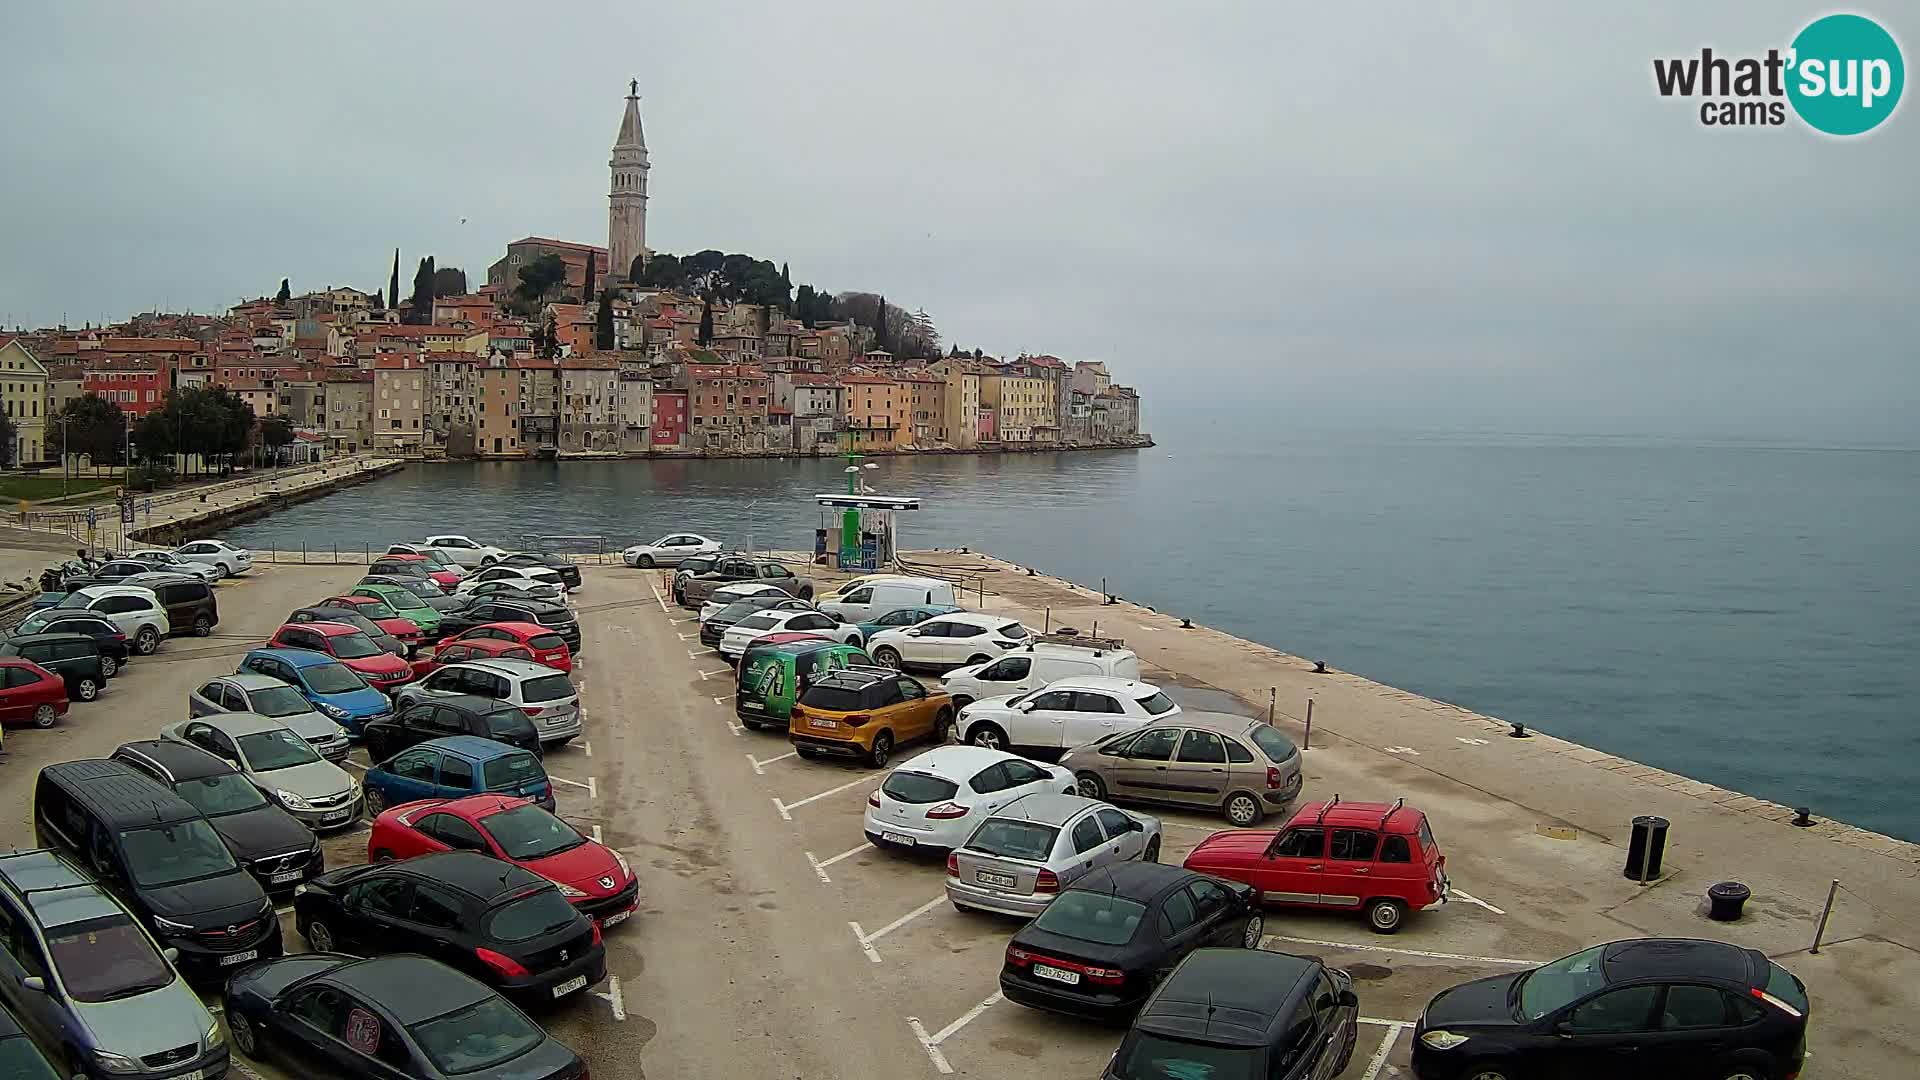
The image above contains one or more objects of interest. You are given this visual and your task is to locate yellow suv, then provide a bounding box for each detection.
[789,667,954,767]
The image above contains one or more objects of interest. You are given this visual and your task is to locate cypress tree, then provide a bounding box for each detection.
[275,278,290,303]
[873,295,889,352]
[583,256,597,306]
[596,293,615,350]
[389,249,401,312]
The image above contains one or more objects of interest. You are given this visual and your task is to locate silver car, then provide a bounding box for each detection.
[946,792,1161,918]
[188,673,351,762]
[158,713,361,830]
[394,657,582,746]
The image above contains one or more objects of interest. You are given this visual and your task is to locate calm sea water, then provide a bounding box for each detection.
[225,427,1920,841]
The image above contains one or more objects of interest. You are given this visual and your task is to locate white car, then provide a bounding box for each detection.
[52,585,171,654]
[863,745,1076,852]
[718,609,860,659]
[385,544,468,578]
[124,549,221,582]
[956,677,1181,756]
[173,539,253,577]
[866,612,1032,672]
[623,533,722,568]
[698,582,790,622]
[395,658,583,746]
[455,564,567,595]
[422,534,507,568]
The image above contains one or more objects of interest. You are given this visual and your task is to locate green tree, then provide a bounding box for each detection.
[596,292,616,350]
[407,256,436,323]
[50,394,128,470]
[389,249,401,312]
[872,294,890,352]
[0,410,16,468]
[515,254,568,311]
[794,285,817,328]
[582,257,597,307]
[373,287,385,309]
[697,292,714,345]
[538,313,561,360]
[259,415,295,465]
[432,266,468,296]
[275,278,291,303]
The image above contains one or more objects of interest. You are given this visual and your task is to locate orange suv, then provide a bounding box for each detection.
[789,667,953,767]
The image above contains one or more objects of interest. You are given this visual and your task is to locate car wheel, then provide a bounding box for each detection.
[481,556,497,566]
[1461,1063,1516,1080]
[868,730,894,768]
[228,1007,262,1060]
[99,655,118,678]
[967,653,991,665]
[216,562,232,577]
[1143,836,1160,862]
[951,694,973,711]
[799,585,813,600]
[638,554,654,568]
[1714,1066,1771,1080]
[1076,771,1108,799]
[31,704,58,728]
[1366,898,1407,934]
[364,787,387,815]
[135,626,159,654]
[75,678,99,702]
[1223,791,1263,827]
[872,646,902,669]
[967,723,1008,751]
[1241,913,1264,948]
[193,614,213,637]
[306,919,337,952]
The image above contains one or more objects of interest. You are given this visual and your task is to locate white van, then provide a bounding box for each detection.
[941,641,1141,708]
[817,576,959,624]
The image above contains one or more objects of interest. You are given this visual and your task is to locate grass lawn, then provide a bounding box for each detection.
[0,474,122,503]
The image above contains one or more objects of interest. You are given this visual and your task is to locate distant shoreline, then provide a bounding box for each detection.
[429,437,1156,463]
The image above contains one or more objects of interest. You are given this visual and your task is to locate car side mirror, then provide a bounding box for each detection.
[1128,818,1144,833]
[1017,700,1036,712]
[1553,1019,1574,1038]
[1338,989,1359,1009]
[22,976,47,994]
[162,947,180,963]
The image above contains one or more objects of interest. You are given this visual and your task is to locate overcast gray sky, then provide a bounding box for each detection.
[2,2,1913,441]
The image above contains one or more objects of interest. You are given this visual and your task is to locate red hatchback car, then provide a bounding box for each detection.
[318,593,424,650]
[267,620,415,691]
[1183,798,1449,934]
[368,795,640,927]
[0,658,71,730]
[410,637,538,680]
[383,552,462,591]
[450,621,572,672]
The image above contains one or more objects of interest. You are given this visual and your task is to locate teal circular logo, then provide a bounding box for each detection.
[1787,14,1904,135]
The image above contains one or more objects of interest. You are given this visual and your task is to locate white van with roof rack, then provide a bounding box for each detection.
[940,632,1138,709]
[816,575,959,624]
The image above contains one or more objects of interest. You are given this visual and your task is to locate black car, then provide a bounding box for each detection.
[290,605,407,656]
[8,610,130,672]
[497,552,581,590]
[1410,938,1811,1080]
[223,953,588,1080]
[1001,863,1262,1020]
[437,599,581,653]
[1106,948,1359,1080]
[671,553,724,602]
[110,740,324,896]
[0,633,110,701]
[369,558,440,582]
[364,694,543,762]
[32,759,284,983]
[59,559,154,591]
[293,852,606,1002]
[121,573,221,637]
[700,596,817,649]
[0,998,60,1080]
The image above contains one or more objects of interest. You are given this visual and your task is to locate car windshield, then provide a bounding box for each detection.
[176,773,270,816]
[880,771,958,805]
[485,708,537,738]
[801,685,864,711]
[737,614,782,631]
[408,997,545,1075]
[481,804,585,860]
[350,597,398,618]
[16,613,56,633]
[483,753,546,792]
[1030,890,1147,946]
[521,674,573,703]
[1519,945,1608,1020]
[53,593,94,609]
[238,729,322,770]
[484,888,580,942]
[45,915,176,1003]
[327,632,382,659]
[716,602,762,620]
[247,685,315,718]
[967,820,1058,861]
[329,614,386,638]
[1249,725,1299,763]
[1136,692,1177,716]
[528,634,567,652]
[304,662,368,694]
[1112,1032,1258,1080]
[120,819,238,887]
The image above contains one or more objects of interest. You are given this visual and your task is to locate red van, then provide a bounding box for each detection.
[1182,797,1448,933]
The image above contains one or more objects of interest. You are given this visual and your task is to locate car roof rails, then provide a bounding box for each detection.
[1033,628,1126,654]
[1313,795,1342,825]
[1377,797,1405,831]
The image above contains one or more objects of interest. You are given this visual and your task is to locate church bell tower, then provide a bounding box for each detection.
[608,80,650,284]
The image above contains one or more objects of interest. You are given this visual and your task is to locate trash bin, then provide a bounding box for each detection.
[1622,815,1670,880]
[1707,881,1751,921]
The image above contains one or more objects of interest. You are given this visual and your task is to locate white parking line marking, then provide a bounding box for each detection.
[747,750,798,775]
[848,894,945,962]
[1384,745,1421,755]
[233,1061,270,1080]
[1263,934,1537,967]
[1455,736,1490,745]
[697,667,730,679]
[712,695,728,706]
[647,580,668,613]
[1158,820,1221,833]
[804,843,868,883]
[551,774,598,798]
[727,721,745,737]
[772,775,875,820]
[340,758,368,771]
[1359,1022,1408,1080]
[907,991,1004,1074]
[1447,888,1507,915]
[580,739,593,758]
[591,974,626,1021]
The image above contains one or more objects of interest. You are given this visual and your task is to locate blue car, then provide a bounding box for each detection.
[850,604,966,649]
[237,647,392,735]
[363,735,556,815]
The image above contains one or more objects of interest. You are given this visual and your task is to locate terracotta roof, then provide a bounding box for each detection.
[768,405,793,416]
[510,237,609,256]
[423,351,478,364]
[839,374,898,385]
[372,356,421,370]
[788,375,840,388]
[559,355,619,370]
[101,337,198,352]
[687,364,768,380]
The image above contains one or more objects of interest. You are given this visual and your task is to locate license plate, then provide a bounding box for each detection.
[1032,963,1080,985]
[545,714,572,726]
[323,809,352,822]
[270,870,303,883]
[809,718,839,730]
[741,701,764,711]
[177,1072,204,1080]
[552,975,588,998]
[218,949,258,967]
[602,909,631,928]
[976,870,1016,888]
[881,830,916,846]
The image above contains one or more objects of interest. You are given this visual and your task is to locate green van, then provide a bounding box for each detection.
[736,640,871,730]
[350,582,442,637]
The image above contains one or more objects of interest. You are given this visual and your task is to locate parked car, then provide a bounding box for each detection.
[735,638,865,730]
[349,582,444,637]
[396,659,581,747]
[26,591,68,611]
[52,584,169,654]
[0,997,59,1080]
[496,551,582,590]
[1001,863,1262,1020]
[944,640,1143,710]
[456,564,566,595]
[385,542,470,578]
[846,604,966,649]
[946,793,1160,916]
[110,740,325,895]
[378,552,462,591]
[364,736,555,815]
[1184,798,1448,933]
[125,547,222,582]
[462,579,566,604]
[864,746,1077,854]
[318,593,426,650]
[817,576,962,625]
[267,620,414,691]
[1062,712,1306,827]
[0,658,69,728]
[159,713,363,830]
[189,672,352,762]
[444,620,572,671]
[0,633,109,702]
[223,953,589,1079]
[0,849,228,1080]
[10,610,129,673]
[699,582,793,623]
[287,604,406,657]
[32,760,283,983]
[411,637,538,679]
[364,694,543,762]
[699,595,816,648]
[118,573,220,636]
[866,612,1031,672]
[789,667,955,767]
[1106,949,1360,1080]
[422,534,507,568]
[359,573,451,606]
[1410,939,1811,1080]
[623,532,721,567]
[671,552,726,602]
[958,677,1181,756]
[435,598,580,653]
[174,538,253,577]
[679,556,814,608]
[237,648,393,736]
[720,608,860,660]
[61,559,157,590]
[367,794,638,927]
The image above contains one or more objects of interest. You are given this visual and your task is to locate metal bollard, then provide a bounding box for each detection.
[1810,879,1839,953]
[1303,697,1315,750]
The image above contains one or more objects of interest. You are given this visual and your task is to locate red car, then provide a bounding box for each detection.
[368,794,639,927]
[383,552,462,592]
[0,658,70,730]
[319,594,424,650]
[1182,798,1448,934]
[450,621,572,672]
[410,636,538,680]
[267,620,415,691]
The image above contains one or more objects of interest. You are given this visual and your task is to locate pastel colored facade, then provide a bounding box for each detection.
[475,358,523,457]
[608,83,651,281]
[899,375,945,446]
[618,371,652,454]
[0,338,50,465]
[322,372,373,452]
[684,364,771,450]
[940,369,981,449]
[372,356,427,452]
[777,374,844,453]
[515,357,560,452]
[427,352,478,435]
[980,372,1052,443]
[486,237,611,305]
[432,295,497,326]
[228,383,279,419]
[81,360,166,417]
[1072,360,1111,397]
[559,355,621,453]
[650,388,688,448]
[46,364,87,421]
[841,373,906,450]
